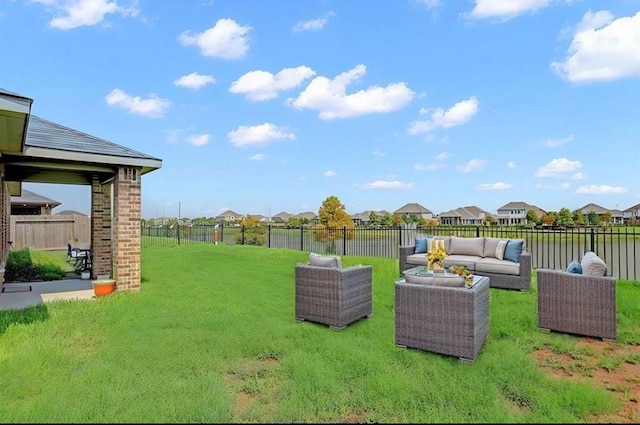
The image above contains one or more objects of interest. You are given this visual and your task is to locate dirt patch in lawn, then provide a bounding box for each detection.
[531,339,640,423]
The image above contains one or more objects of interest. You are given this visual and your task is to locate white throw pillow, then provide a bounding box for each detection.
[581,252,606,276]
[495,240,508,261]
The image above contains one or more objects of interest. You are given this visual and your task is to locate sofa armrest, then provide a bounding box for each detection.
[399,245,416,276]
[519,251,531,277]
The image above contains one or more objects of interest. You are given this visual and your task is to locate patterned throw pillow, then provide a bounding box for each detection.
[495,240,508,260]
[567,261,582,274]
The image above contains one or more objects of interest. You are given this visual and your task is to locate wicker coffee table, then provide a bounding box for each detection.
[395,268,490,362]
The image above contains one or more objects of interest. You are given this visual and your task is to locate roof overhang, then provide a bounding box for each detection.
[0,91,33,154]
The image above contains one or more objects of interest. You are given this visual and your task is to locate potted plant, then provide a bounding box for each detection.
[92,275,117,297]
[426,248,447,273]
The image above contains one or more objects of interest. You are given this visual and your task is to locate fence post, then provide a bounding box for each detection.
[241,225,245,245]
[590,228,595,252]
[343,226,347,255]
[299,225,304,251]
[475,226,480,237]
[177,224,181,245]
[267,224,271,248]
[398,225,403,248]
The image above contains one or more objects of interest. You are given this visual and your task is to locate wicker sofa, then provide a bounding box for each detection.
[537,252,616,341]
[295,256,372,330]
[399,236,531,291]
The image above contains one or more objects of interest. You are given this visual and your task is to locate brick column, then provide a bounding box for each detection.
[0,165,8,290]
[113,167,142,291]
[90,176,112,279]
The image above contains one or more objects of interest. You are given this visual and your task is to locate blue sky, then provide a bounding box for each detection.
[2,0,639,219]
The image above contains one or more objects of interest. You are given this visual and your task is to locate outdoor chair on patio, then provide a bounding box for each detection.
[295,253,372,330]
[537,252,616,341]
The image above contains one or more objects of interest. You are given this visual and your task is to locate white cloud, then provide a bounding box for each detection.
[105,88,170,118]
[535,182,571,190]
[324,170,338,177]
[544,134,574,147]
[435,152,450,161]
[178,18,251,60]
[576,184,627,195]
[572,172,588,180]
[249,154,266,161]
[287,64,414,120]
[230,66,315,101]
[535,157,582,178]
[477,182,512,190]
[464,0,552,22]
[413,163,445,171]
[372,150,385,157]
[292,11,335,32]
[357,180,414,190]
[33,0,139,30]
[186,133,210,146]
[551,11,640,83]
[228,122,296,147]
[456,159,486,172]
[174,72,216,90]
[416,0,442,10]
[407,97,479,135]
[507,161,517,168]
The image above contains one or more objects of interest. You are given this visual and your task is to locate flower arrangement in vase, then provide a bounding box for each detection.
[426,248,447,273]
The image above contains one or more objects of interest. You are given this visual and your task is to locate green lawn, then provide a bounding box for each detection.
[0,244,639,423]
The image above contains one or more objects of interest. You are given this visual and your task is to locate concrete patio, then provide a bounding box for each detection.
[0,278,95,311]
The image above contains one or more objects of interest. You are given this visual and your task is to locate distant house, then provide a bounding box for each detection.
[496,201,546,225]
[296,211,317,224]
[578,203,624,225]
[54,209,87,216]
[10,189,61,215]
[437,206,492,226]
[623,203,640,224]
[394,203,434,220]
[216,210,243,223]
[351,210,391,226]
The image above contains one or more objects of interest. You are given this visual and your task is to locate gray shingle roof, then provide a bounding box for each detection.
[11,189,61,207]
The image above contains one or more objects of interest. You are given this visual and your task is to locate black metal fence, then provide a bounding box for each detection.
[141,224,639,281]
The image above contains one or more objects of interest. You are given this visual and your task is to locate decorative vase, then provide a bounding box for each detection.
[92,279,117,297]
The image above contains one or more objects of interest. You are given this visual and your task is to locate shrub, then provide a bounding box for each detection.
[4,248,65,282]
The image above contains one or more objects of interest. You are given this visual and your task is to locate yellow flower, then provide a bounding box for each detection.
[426,248,447,262]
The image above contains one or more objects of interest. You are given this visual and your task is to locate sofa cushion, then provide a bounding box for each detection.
[495,240,508,260]
[567,261,582,274]
[406,253,429,266]
[581,252,607,276]
[404,273,465,287]
[414,237,429,254]
[483,237,502,258]
[449,236,484,257]
[443,255,480,271]
[309,252,342,268]
[474,258,521,275]
[503,239,525,263]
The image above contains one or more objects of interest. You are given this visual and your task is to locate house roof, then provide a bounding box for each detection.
[578,203,610,214]
[1,114,162,189]
[10,189,61,207]
[394,203,432,214]
[54,209,87,216]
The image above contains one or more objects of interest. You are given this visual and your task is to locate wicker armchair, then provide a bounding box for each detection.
[537,269,617,341]
[295,264,373,330]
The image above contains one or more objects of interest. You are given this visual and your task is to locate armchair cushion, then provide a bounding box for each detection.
[581,251,606,276]
[309,252,342,269]
[503,239,525,263]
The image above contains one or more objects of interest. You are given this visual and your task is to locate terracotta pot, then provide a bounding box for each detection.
[92,279,117,297]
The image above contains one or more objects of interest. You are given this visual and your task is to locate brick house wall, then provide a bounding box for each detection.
[112,167,142,292]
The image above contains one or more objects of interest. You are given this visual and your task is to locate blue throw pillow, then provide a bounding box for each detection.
[567,261,582,274]
[415,237,428,254]
[503,239,524,263]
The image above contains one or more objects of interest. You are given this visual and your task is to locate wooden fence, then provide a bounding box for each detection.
[9,214,90,251]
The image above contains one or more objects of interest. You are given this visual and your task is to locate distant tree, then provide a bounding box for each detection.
[313,195,355,254]
[556,207,575,227]
[235,215,265,246]
[572,210,585,226]
[368,211,381,226]
[601,212,612,225]
[586,211,601,226]
[541,212,557,226]
[286,216,300,228]
[484,215,496,226]
[392,214,404,226]
[417,217,427,226]
[525,209,540,226]
[425,218,439,227]
[380,213,393,226]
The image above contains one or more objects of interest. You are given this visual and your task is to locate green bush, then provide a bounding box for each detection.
[4,248,65,282]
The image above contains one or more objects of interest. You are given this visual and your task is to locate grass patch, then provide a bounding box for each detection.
[0,244,638,422]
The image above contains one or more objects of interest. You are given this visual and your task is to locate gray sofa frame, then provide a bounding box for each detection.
[537,268,616,341]
[399,245,532,291]
[295,264,372,330]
